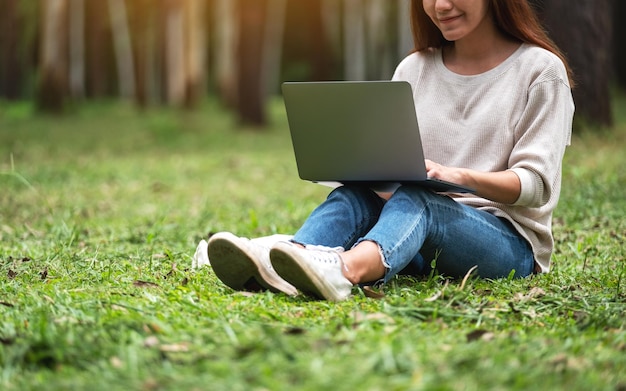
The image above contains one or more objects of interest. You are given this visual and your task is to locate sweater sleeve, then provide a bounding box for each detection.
[510,74,574,207]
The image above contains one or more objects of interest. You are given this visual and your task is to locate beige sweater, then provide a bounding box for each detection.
[392,43,575,272]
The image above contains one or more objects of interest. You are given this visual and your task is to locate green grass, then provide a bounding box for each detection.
[1,96,625,391]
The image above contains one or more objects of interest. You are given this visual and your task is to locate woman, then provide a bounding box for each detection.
[203,0,575,301]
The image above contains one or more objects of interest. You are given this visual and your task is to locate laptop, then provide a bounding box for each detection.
[281,81,475,193]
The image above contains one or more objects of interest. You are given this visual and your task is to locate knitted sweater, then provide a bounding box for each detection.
[391,43,575,272]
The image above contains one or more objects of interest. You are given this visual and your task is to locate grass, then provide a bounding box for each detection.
[0,96,625,391]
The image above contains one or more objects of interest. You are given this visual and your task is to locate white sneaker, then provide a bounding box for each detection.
[270,242,353,301]
[207,232,297,295]
[192,239,210,268]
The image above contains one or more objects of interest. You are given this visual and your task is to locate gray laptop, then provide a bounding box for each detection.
[281,81,474,193]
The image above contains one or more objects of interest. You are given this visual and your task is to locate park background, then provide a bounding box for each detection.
[1,1,625,390]
[1,0,625,127]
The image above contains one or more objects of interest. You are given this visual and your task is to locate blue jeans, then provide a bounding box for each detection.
[292,186,535,283]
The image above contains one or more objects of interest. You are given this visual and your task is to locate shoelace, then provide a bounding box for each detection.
[307,249,341,265]
[304,244,345,253]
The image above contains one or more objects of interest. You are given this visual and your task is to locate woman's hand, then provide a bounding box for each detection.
[425,159,522,204]
[425,159,467,186]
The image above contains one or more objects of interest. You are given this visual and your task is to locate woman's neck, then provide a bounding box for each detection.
[443,18,521,75]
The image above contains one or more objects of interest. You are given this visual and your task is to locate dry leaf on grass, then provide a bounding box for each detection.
[466,329,495,342]
[133,280,160,288]
[159,343,190,353]
[362,286,385,299]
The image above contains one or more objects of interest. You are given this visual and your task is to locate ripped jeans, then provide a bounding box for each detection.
[292,185,535,283]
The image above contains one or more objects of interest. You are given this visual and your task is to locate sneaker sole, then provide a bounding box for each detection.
[270,243,349,301]
[208,234,297,295]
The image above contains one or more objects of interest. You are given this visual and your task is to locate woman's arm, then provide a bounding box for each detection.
[426,159,521,204]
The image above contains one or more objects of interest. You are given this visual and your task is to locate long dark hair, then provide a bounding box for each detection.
[409,0,574,85]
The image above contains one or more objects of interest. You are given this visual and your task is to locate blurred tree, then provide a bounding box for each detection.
[285,0,335,81]
[11,1,40,100]
[85,0,113,98]
[308,0,335,80]
[533,0,613,127]
[215,0,238,108]
[321,0,341,73]
[344,0,366,80]
[365,0,394,79]
[69,0,85,99]
[614,0,626,90]
[397,0,413,59]
[128,0,153,107]
[37,0,68,112]
[164,0,186,106]
[108,0,136,100]
[262,0,287,97]
[183,0,207,108]
[236,0,267,126]
[0,0,24,100]
[3,0,620,123]
[162,0,207,108]
[341,0,407,81]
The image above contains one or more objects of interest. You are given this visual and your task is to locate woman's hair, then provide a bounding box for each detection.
[409,0,574,85]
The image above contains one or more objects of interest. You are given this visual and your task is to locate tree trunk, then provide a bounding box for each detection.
[108,0,136,100]
[151,1,169,105]
[365,0,392,79]
[343,0,366,80]
[613,0,626,90]
[539,0,613,127]
[128,0,150,107]
[0,0,23,99]
[214,0,239,108]
[283,0,335,82]
[163,0,185,106]
[321,0,341,54]
[309,0,335,81]
[262,0,287,97]
[397,0,413,58]
[85,0,111,98]
[37,0,68,112]
[184,0,207,108]
[236,0,267,126]
[69,0,85,99]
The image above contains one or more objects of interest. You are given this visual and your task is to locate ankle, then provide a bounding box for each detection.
[342,241,385,284]
[339,255,358,284]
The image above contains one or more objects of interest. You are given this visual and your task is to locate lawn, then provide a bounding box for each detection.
[0,96,625,391]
